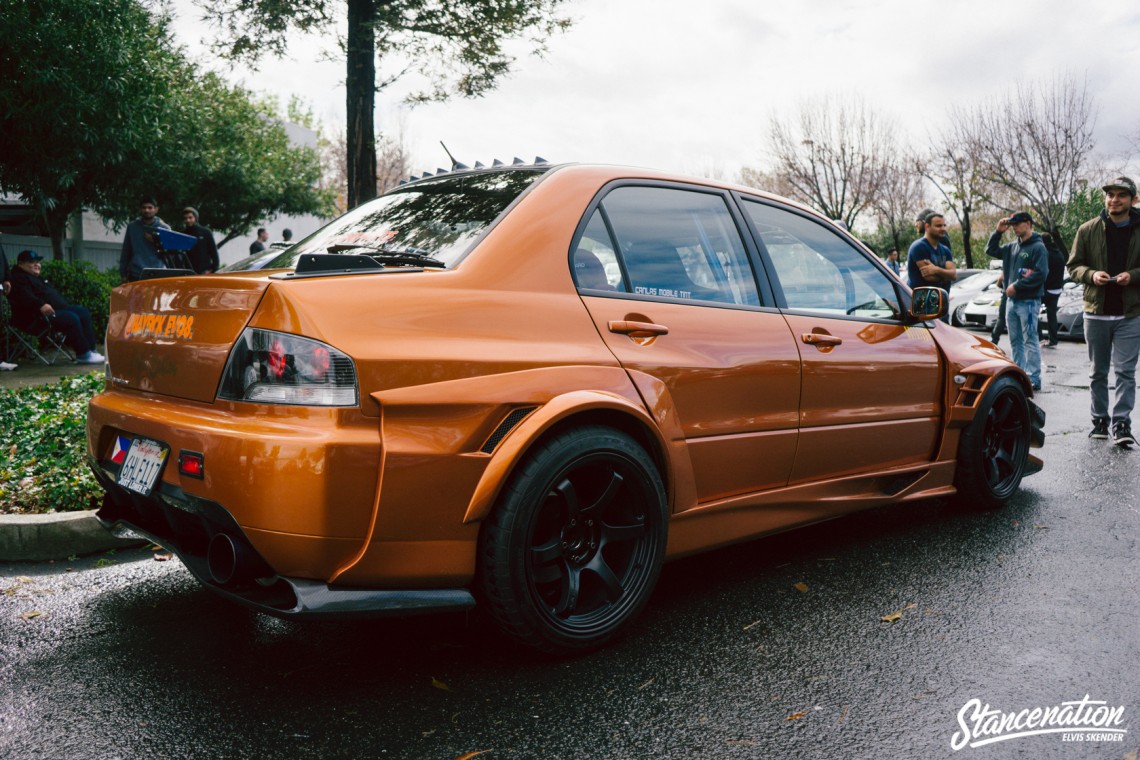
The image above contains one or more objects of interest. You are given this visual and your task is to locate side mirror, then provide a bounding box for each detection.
[909,286,946,322]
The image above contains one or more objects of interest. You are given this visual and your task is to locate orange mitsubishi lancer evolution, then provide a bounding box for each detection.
[88,161,1044,655]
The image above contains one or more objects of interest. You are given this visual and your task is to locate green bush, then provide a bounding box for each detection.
[39,260,119,339]
[0,372,105,514]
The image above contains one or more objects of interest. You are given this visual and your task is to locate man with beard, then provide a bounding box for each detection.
[181,207,220,274]
[119,197,171,283]
[1067,177,1140,446]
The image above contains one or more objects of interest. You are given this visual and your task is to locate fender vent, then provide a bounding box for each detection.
[480,407,536,454]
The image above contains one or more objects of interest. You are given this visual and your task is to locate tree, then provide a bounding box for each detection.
[104,77,339,247]
[922,113,998,268]
[201,0,573,210]
[963,74,1097,251]
[0,0,336,257]
[871,154,929,256]
[0,0,186,259]
[766,94,897,229]
[322,123,412,215]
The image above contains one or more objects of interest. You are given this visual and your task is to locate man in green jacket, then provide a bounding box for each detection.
[1067,176,1140,446]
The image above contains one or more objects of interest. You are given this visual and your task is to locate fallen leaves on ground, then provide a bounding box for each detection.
[786,711,808,720]
[18,610,44,621]
[455,751,492,760]
[431,677,451,691]
[881,604,916,623]
[794,582,809,593]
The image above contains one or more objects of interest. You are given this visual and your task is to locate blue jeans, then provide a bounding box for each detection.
[1006,298,1042,386]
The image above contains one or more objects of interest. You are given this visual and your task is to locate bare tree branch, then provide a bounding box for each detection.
[960,73,1097,250]
[766,94,897,229]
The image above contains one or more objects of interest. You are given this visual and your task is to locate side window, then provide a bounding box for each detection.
[572,210,627,292]
[595,186,760,306]
[742,200,901,320]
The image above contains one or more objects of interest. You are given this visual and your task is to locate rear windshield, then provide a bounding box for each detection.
[261,169,548,269]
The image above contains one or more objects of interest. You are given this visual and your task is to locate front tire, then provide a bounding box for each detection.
[952,304,968,327]
[954,376,1031,510]
[478,426,667,656]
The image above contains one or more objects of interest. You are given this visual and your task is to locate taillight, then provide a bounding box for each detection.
[217,328,358,406]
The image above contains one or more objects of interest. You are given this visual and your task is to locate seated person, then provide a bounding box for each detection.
[8,250,104,364]
[1,251,14,370]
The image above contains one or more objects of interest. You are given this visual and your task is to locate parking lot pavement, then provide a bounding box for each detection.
[0,357,97,390]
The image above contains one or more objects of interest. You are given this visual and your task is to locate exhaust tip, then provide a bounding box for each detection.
[207,533,241,585]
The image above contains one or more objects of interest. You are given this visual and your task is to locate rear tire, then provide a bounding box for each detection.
[478,426,667,656]
[954,376,1031,510]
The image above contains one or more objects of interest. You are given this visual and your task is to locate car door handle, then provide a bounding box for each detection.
[801,333,842,346]
[609,320,669,337]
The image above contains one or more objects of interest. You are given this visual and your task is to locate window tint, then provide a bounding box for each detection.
[272,170,547,269]
[572,210,627,292]
[594,186,759,306]
[743,201,901,320]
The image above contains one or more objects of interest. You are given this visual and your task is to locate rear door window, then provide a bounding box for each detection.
[574,186,760,307]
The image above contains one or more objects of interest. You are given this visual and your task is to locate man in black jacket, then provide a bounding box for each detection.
[0,249,14,370]
[8,250,104,364]
[1040,232,1067,348]
[182,207,220,274]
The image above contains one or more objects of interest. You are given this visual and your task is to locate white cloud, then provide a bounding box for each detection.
[168,0,1140,180]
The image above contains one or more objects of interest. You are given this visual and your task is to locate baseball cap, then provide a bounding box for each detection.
[1102,176,1137,196]
[1008,211,1034,225]
[16,249,44,264]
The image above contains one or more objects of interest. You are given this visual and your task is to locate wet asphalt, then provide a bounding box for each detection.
[1,336,1137,760]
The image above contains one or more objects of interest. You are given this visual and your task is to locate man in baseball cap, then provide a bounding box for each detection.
[1068,176,1140,446]
[7,250,105,364]
[987,213,1048,389]
[1103,176,1138,196]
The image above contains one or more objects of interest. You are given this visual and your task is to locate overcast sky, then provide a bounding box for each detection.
[167,0,1140,183]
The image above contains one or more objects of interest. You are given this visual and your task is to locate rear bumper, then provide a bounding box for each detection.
[91,459,475,619]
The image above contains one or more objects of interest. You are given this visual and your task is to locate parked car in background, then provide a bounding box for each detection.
[87,162,1045,655]
[1040,280,1085,341]
[962,280,1005,330]
[949,270,1002,327]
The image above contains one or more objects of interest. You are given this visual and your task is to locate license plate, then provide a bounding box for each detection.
[117,437,169,496]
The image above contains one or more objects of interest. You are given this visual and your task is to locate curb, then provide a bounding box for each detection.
[0,509,145,562]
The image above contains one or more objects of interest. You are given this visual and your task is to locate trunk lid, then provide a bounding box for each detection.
[105,275,271,403]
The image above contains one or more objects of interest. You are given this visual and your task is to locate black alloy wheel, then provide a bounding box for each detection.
[478,426,667,655]
[954,376,1031,510]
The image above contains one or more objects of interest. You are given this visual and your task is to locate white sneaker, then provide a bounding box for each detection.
[76,351,105,365]
[0,361,16,371]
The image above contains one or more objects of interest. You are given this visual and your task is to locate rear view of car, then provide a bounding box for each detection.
[88,162,1043,655]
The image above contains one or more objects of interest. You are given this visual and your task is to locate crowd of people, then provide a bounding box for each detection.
[892,176,1140,446]
[2,198,290,371]
[118,198,291,281]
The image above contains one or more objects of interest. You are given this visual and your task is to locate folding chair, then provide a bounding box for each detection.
[1,294,72,365]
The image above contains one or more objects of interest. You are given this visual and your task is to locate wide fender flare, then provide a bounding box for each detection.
[947,360,1035,426]
[461,388,693,525]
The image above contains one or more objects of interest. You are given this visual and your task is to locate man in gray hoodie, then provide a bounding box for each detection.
[986,211,1048,389]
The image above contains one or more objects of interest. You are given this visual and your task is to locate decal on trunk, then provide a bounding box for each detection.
[125,313,195,340]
